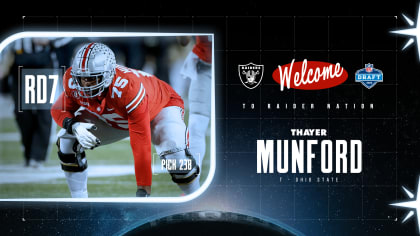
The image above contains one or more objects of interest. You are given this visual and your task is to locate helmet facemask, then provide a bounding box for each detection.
[72,71,113,98]
[70,43,116,98]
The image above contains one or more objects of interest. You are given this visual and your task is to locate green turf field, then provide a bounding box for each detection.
[0,117,211,198]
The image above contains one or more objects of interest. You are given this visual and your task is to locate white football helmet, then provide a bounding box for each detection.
[71,43,116,98]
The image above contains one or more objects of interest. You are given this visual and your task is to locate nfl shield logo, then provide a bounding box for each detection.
[365,64,373,72]
[238,62,264,89]
[355,63,383,89]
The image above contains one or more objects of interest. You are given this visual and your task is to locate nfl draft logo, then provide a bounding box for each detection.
[355,63,383,89]
[238,63,264,89]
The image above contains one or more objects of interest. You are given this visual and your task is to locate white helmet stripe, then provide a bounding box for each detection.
[79,43,91,70]
[82,42,96,71]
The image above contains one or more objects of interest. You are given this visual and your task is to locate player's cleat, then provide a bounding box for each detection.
[136,188,150,197]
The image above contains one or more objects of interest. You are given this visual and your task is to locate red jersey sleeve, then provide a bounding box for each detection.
[50,92,80,127]
[50,70,81,129]
[122,76,152,186]
[127,95,152,186]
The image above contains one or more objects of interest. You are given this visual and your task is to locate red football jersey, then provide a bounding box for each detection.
[192,36,212,63]
[51,65,184,186]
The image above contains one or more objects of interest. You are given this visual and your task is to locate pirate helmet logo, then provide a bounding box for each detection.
[238,62,264,89]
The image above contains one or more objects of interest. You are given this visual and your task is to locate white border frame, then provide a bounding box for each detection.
[0,31,216,203]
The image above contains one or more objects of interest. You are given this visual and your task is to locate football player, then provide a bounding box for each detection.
[50,42,200,198]
[178,36,212,178]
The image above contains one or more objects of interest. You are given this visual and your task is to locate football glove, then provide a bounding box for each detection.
[72,122,101,149]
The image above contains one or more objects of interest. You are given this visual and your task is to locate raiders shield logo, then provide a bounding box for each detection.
[238,63,264,89]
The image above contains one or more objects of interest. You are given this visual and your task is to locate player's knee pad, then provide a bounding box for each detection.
[56,137,88,172]
[160,148,200,184]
